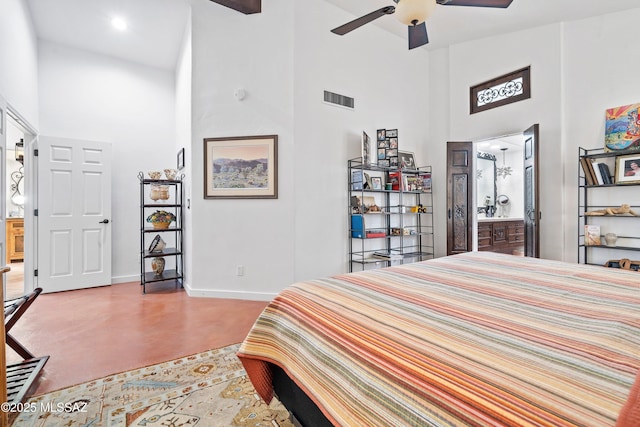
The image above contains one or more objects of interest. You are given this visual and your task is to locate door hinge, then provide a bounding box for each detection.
[34,149,39,156]
[34,269,38,277]
[34,209,38,216]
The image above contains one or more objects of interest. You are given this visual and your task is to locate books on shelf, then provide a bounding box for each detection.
[371,251,403,260]
[591,162,605,185]
[585,225,601,246]
[580,158,596,185]
[419,173,432,192]
[597,162,613,184]
[351,214,386,238]
[351,214,365,238]
[580,158,613,185]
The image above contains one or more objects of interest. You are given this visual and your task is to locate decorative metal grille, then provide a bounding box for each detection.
[470,67,531,114]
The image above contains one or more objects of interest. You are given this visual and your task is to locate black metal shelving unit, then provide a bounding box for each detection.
[578,147,640,267]
[348,157,434,272]
[138,172,184,293]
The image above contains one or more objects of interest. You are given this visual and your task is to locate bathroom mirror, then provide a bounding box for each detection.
[476,152,496,213]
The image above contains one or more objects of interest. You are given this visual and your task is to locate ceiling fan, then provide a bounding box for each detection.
[331,0,513,50]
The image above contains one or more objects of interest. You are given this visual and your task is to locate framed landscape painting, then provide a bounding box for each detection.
[204,135,278,199]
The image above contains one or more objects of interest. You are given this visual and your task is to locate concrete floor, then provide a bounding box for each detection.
[5,281,268,395]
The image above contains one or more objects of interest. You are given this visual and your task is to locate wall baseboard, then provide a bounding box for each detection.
[183,282,275,301]
[108,276,275,301]
[110,274,139,285]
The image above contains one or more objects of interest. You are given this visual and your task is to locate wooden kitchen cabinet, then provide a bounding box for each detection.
[6,218,24,263]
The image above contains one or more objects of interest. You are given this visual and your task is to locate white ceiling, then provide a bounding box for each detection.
[25,0,640,70]
[26,0,192,70]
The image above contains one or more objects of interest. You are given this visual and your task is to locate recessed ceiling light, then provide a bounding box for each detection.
[112,17,127,31]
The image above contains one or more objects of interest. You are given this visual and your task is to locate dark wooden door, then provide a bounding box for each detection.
[446,141,473,255]
[523,124,540,258]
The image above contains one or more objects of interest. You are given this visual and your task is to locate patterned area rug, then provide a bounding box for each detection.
[11,344,294,427]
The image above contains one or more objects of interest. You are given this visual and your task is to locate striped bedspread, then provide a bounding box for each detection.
[237,252,640,426]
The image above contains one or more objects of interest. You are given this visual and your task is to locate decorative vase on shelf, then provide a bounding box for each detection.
[151,257,165,276]
[146,210,176,230]
[149,184,170,201]
[148,234,166,253]
[604,233,618,247]
[164,169,178,180]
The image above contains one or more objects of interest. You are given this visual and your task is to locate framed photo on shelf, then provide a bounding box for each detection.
[371,177,382,190]
[204,134,278,199]
[614,153,640,184]
[398,151,416,169]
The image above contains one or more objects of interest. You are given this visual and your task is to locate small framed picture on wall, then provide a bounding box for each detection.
[177,147,185,170]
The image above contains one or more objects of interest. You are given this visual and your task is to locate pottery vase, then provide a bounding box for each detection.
[148,235,166,253]
[604,233,618,247]
[149,184,169,201]
[164,169,177,180]
[151,257,165,276]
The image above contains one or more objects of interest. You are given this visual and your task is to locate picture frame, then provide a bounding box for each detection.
[362,131,375,166]
[377,129,386,141]
[614,153,640,184]
[204,135,278,199]
[398,151,416,170]
[0,108,3,135]
[371,177,382,190]
[386,129,398,138]
[177,147,185,170]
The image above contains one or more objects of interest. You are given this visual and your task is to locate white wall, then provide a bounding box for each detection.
[292,1,429,280]
[186,0,429,299]
[428,7,640,262]
[188,0,295,299]
[0,0,39,127]
[175,13,192,288]
[562,9,640,262]
[429,23,564,260]
[37,41,177,283]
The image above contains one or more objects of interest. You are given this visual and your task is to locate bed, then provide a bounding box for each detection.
[237,252,640,426]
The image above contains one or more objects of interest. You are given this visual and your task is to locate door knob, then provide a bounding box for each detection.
[99,219,110,224]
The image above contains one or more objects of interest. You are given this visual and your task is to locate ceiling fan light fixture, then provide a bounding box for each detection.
[395,0,437,26]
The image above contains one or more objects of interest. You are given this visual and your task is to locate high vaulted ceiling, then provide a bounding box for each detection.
[25,0,640,71]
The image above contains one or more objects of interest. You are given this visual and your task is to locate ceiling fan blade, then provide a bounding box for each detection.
[331,6,396,36]
[408,22,429,50]
[436,0,513,7]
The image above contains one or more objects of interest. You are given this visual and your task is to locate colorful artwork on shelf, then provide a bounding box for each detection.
[605,103,640,152]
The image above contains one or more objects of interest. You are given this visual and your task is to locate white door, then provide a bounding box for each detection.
[37,136,112,293]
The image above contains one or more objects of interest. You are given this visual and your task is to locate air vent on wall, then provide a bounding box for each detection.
[323,90,354,110]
